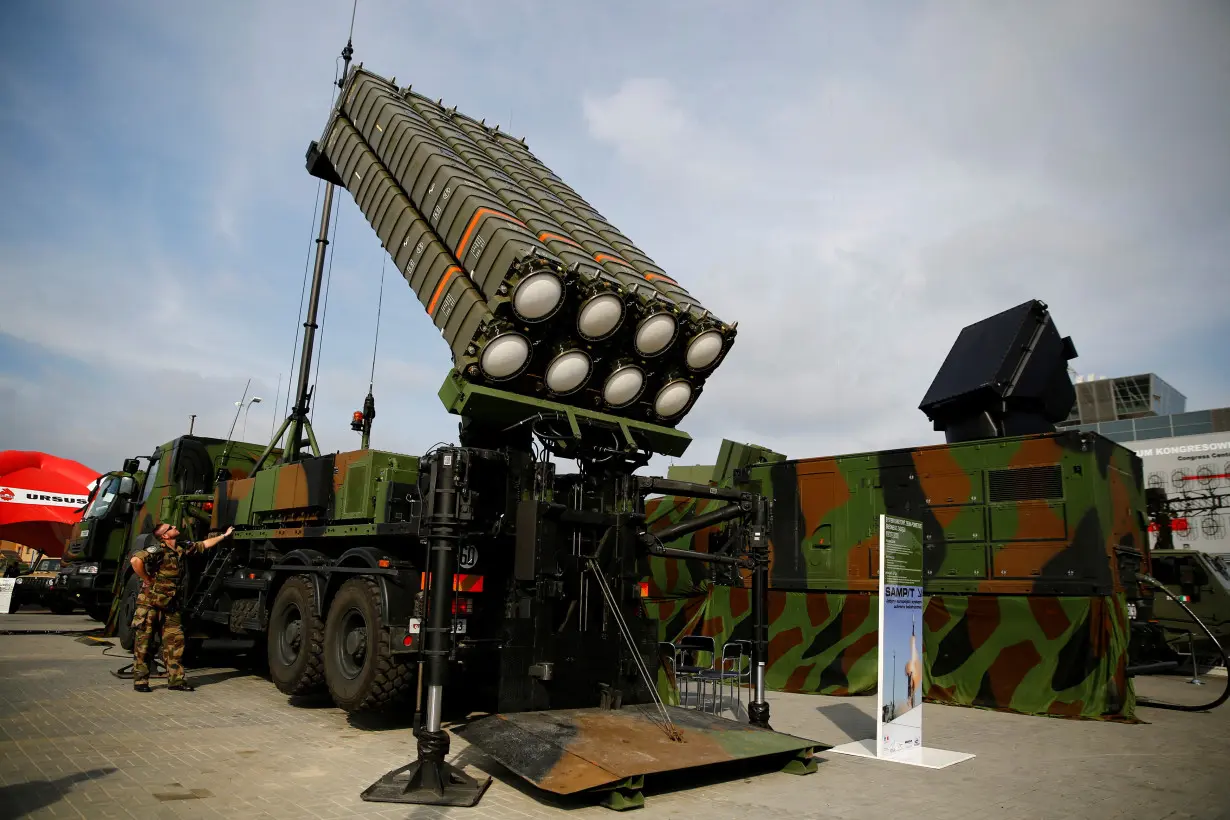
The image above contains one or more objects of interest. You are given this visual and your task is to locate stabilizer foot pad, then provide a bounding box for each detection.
[360,759,491,807]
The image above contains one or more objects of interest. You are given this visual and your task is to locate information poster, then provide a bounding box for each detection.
[0,578,14,615]
[876,514,924,761]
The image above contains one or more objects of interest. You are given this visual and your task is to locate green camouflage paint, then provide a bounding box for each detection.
[650,587,1136,720]
[211,448,421,533]
[924,592,1134,719]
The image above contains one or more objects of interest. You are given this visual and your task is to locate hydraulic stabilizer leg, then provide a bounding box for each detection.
[748,498,772,730]
[360,447,492,807]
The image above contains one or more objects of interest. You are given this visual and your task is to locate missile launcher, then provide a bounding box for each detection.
[308,66,736,431]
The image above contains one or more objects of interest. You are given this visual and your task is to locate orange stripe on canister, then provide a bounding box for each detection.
[456,208,527,259]
[427,266,461,315]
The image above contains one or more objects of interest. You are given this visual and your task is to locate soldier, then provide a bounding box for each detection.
[129,521,234,692]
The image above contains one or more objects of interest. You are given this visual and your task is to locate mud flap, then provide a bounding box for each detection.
[456,704,817,797]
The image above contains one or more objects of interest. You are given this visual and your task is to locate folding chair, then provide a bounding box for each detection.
[697,641,749,716]
[675,635,716,710]
[657,641,677,689]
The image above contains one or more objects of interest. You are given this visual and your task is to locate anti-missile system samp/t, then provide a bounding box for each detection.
[61,51,816,813]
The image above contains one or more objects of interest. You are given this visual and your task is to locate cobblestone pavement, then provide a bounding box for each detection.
[1,630,1229,819]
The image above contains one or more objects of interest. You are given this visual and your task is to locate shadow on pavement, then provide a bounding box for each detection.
[286,691,337,709]
[180,668,251,689]
[815,701,876,741]
[0,767,118,818]
[346,704,418,731]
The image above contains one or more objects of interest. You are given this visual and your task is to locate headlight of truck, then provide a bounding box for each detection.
[79,564,100,575]
[15,577,23,584]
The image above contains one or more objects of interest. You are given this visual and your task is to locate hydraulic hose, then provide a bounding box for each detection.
[1134,572,1230,713]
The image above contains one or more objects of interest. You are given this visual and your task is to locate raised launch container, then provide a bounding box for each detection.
[308,66,737,429]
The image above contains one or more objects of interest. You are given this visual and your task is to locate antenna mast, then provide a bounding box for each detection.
[252,6,357,473]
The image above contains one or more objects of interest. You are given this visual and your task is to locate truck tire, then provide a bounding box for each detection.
[117,574,142,651]
[47,597,76,615]
[323,576,416,712]
[267,575,326,696]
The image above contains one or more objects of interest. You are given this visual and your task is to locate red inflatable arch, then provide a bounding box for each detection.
[0,451,101,558]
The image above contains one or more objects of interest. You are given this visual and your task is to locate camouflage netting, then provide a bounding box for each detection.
[647,586,1136,721]
[642,497,1138,721]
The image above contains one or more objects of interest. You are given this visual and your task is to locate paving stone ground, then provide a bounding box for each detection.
[1,621,1229,820]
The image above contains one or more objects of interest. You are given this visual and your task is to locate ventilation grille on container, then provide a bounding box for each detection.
[988,465,1063,502]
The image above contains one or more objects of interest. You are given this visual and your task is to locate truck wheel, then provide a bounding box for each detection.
[267,575,326,696]
[117,575,142,651]
[324,576,416,712]
[47,598,76,615]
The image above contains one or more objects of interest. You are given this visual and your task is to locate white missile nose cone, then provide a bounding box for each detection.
[512,271,563,321]
[635,313,676,356]
[578,293,624,340]
[654,380,693,418]
[603,366,645,407]
[480,333,530,380]
[545,350,591,394]
[686,330,724,370]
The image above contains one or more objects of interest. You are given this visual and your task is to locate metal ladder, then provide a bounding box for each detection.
[184,544,238,614]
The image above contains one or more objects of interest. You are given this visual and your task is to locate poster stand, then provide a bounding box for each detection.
[828,514,974,770]
[0,578,14,614]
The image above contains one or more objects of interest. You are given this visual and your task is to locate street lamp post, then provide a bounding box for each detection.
[235,397,263,441]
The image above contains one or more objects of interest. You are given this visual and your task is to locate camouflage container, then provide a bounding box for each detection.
[642,430,1149,720]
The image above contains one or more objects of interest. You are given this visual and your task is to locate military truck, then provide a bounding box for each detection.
[10,556,70,614]
[57,52,815,809]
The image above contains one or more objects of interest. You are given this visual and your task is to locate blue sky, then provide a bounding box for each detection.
[2,0,1228,475]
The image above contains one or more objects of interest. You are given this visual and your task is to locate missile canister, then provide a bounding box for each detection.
[311,64,737,427]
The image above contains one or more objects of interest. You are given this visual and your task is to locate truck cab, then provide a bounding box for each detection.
[56,463,144,621]
[57,435,272,623]
[1148,548,1230,657]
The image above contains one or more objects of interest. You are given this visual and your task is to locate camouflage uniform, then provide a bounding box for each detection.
[132,538,203,687]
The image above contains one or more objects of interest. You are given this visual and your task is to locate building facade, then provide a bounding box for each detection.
[1123,430,1230,555]
[1059,372,1188,429]
[1038,372,1228,553]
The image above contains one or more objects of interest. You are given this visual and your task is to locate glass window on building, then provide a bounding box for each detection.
[1134,415,1174,434]
[1099,419,1136,436]
[1112,375,1154,419]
